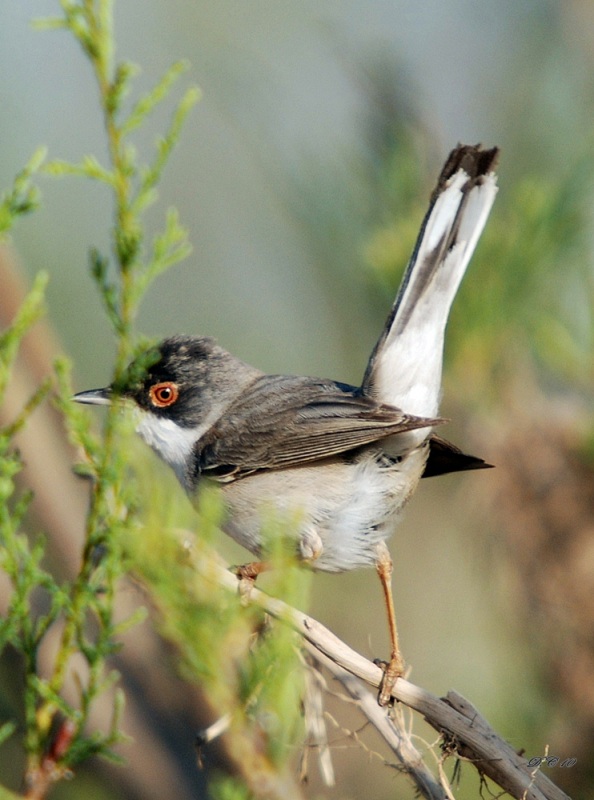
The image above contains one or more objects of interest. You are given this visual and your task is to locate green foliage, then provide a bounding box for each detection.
[40,1,198,356]
[0,148,46,239]
[0,276,129,786]
[209,776,253,800]
[2,3,312,798]
[0,785,22,800]
[0,278,50,776]
[127,477,311,795]
[0,272,48,402]
[0,226,131,796]
[0,1,201,796]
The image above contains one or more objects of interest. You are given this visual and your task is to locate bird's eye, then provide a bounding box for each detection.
[149,382,179,408]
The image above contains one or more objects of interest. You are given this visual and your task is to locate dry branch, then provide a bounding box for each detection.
[179,534,571,800]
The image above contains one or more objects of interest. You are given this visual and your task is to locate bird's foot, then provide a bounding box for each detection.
[232,561,270,604]
[374,653,404,706]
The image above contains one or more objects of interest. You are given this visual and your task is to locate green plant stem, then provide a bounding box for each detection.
[34,0,135,753]
[10,0,195,790]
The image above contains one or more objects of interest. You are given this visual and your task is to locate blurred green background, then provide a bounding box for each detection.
[1,1,594,798]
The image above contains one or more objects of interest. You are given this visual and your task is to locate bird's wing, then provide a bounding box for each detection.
[195,375,442,482]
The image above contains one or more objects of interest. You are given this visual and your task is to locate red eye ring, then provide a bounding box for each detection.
[149,381,179,408]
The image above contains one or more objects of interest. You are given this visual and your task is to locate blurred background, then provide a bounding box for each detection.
[1,1,594,798]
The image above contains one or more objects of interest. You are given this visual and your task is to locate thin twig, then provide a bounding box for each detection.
[307,642,446,799]
[299,653,335,786]
[179,534,571,800]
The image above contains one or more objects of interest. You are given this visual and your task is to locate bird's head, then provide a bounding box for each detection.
[74,334,260,489]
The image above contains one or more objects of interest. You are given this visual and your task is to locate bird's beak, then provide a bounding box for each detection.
[73,387,113,406]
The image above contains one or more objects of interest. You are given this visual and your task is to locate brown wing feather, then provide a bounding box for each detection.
[195,375,443,482]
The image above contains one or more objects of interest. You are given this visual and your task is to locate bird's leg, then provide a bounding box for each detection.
[374,542,404,706]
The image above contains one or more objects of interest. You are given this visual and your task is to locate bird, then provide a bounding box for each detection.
[75,143,499,705]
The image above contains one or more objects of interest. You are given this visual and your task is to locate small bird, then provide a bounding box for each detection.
[75,143,498,705]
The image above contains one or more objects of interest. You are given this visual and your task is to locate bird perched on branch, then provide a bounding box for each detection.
[75,143,499,705]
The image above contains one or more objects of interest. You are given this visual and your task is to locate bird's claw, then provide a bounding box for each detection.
[374,655,404,706]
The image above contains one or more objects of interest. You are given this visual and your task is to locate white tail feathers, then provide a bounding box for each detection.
[362,145,499,419]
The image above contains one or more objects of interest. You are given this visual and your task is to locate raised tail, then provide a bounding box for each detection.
[362,144,499,417]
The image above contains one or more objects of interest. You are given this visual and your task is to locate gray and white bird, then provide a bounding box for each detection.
[75,143,499,704]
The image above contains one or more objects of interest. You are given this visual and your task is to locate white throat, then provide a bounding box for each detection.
[136,412,197,490]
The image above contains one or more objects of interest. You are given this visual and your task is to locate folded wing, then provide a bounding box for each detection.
[195,375,443,482]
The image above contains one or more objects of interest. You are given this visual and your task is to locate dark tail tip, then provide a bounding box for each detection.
[434,144,500,197]
[422,433,494,478]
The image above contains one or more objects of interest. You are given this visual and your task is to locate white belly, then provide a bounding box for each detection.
[217,446,428,573]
